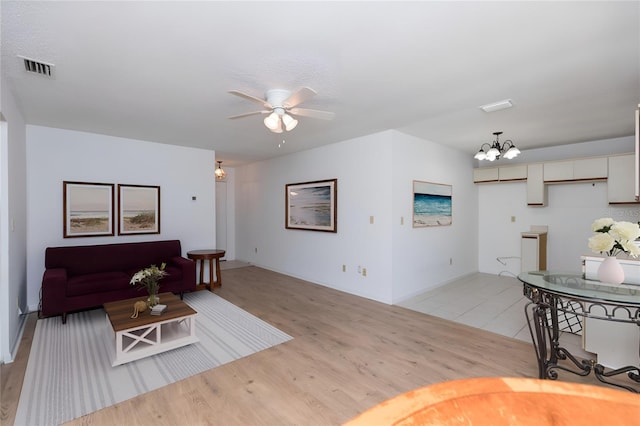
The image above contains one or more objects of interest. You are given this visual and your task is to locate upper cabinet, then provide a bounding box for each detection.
[473,164,527,183]
[473,167,499,183]
[474,154,632,207]
[498,164,527,181]
[543,157,607,183]
[574,157,608,180]
[608,154,639,204]
[527,163,547,206]
[542,160,573,181]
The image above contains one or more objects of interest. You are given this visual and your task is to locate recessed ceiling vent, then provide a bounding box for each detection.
[19,56,55,78]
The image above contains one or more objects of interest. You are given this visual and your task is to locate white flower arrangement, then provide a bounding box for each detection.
[588,218,640,258]
[130,262,167,295]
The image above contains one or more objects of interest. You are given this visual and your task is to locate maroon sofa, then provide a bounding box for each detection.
[41,240,196,323]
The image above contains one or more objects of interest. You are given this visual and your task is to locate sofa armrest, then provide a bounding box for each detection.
[41,268,68,316]
[170,256,196,291]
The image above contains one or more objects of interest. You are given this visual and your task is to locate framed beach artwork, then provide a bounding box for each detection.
[117,184,161,235]
[413,180,452,227]
[285,179,337,232]
[63,181,115,238]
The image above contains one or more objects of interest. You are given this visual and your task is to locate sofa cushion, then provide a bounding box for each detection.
[67,272,130,297]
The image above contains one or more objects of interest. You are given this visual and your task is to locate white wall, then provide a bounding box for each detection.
[478,136,640,276]
[0,75,28,363]
[236,131,394,302]
[391,131,478,302]
[235,130,479,304]
[26,126,217,311]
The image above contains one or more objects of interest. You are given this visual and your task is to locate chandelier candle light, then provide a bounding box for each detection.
[474,132,520,161]
[588,218,640,284]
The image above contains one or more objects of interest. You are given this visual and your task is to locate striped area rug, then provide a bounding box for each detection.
[15,291,292,426]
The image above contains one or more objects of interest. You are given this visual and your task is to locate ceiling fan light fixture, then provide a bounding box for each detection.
[264,112,280,130]
[282,113,298,131]
[229,87,334,136]
[273,118,284,133]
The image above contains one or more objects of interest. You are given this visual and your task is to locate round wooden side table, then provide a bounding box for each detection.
[187,249,226,291]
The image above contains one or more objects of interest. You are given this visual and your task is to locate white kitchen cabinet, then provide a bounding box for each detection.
[544,157,607,183]
[473,167,499,183]
[543,160,573,182]
[574,157,607,180]
[607,154,639,204]
[526,163,546,206]
[498,164,527,181]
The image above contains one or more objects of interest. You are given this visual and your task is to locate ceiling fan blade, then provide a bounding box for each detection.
[228,90,271,108]
[289,107,335,120]
[228,110,269,120]
[283,87,317,108]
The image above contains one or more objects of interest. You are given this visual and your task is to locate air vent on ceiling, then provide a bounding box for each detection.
[19,56,55,78]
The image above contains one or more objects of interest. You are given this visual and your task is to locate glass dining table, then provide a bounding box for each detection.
[518,271,640,393]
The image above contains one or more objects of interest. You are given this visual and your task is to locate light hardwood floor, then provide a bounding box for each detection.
[2,267,626,425]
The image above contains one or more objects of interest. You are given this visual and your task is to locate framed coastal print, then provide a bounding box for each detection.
[117,184,160,235]
[285,179,337,232]
[63,181,115,238]
[413,180,452,227]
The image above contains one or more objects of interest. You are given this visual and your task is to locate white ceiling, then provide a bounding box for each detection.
[2,1,639,166]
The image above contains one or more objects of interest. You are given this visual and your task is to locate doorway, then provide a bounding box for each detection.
[215,180,227,259]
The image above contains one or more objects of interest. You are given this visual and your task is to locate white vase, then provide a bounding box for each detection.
[597,256,624,284]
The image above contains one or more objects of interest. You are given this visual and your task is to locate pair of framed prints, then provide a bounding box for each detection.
[63,181,160,238]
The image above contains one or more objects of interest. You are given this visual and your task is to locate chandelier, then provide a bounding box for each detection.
[214,161,226,180]
[474,132,520,161]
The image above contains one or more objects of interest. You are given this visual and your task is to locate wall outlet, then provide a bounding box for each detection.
[362,268,367,277]
[342,264,346,272]
[357,265,362,274]
[369,216,374,224]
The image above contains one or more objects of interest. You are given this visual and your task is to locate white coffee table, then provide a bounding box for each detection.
[104,292,198,366]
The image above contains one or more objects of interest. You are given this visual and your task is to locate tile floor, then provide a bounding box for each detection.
[398,272,590,358]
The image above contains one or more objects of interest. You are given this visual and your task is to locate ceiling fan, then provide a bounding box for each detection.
[228,87,335,133]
